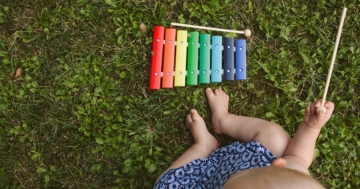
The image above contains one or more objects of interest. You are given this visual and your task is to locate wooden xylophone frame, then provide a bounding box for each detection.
[149,26,247,90]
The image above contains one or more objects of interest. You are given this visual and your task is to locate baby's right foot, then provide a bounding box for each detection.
[205,88,229,134]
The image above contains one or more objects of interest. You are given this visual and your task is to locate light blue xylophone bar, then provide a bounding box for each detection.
[211,36,222,83]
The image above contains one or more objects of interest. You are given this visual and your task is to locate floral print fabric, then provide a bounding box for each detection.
[154,141,276,189]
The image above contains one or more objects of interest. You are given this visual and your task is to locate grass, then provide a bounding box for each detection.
[0,0,359,188]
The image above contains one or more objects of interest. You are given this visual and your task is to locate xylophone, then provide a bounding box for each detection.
[149,25,248,90]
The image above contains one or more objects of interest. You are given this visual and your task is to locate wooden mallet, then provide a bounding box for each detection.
[170,23,252,37]
[320,7,347,111]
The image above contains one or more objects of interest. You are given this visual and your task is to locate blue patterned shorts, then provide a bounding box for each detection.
[154,141,276,189]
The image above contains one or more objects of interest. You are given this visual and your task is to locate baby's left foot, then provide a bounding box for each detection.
[186,109,218,153]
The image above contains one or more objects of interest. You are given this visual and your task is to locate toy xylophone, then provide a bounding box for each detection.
[149,25,247,90]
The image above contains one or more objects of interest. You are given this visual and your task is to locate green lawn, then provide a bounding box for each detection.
[1,0,359,188]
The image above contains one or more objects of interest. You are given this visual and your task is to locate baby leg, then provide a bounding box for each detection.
[206,88,290,158]
[157,109,218,179]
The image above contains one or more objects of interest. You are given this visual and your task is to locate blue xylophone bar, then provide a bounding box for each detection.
[235,39,246,80]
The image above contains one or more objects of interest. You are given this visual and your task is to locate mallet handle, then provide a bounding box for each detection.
[171,23,245,34]
[321,7,347,107]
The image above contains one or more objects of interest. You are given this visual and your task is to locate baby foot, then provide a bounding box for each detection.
[186,109,218,152]
[205,88,230,134]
